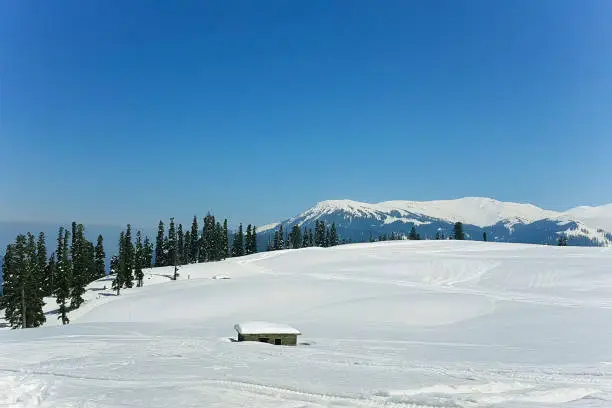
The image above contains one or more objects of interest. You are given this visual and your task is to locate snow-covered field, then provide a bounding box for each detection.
[2,241,612,407]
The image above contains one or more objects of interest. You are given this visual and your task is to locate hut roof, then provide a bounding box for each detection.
[234,321,301,335]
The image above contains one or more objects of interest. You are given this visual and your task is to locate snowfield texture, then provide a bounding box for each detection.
[1,241,612,408]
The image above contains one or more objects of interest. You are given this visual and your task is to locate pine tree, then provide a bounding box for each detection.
[198,222,207,263]
[26,233,46,327]
[85,239,96,284]
[215,221,225,260]
[143,237,153,268]
[201,214,216,262]
[329,223,338,247]
[69,223,87,310]
[45,254,56,298]
[190,215,199,263]
[36,232,48,294]
[123,225,135,288]
[210,215,220,260]
[223,219,229,259]
[167,218,177,267]
[453,222,465,240]
[55,228,71,324]
[409,226,418,240]
[2,240,22,328]
[324,228,330,248]
[245,225,252,254]
[112,232,126,295]
[289,224,302,249]
[435,231,441,240]
[2,241,23,328]
[110,255,120,275]
[315,221,326,247]
[155,221,165,267]
[273,230,280,251]
[177,224,184,265]
[94,235,106,280]
[231,224,244,257]
[163,236,170,264]
[483,231,487,242]
[302,227,309,248]
[250,226,257,254]
[278,224,284,250]
[135,230,144,287]
[184,231,191,264]
[1,245,13,314]
[3,234,46,328]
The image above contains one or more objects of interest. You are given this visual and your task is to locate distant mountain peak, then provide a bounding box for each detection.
[297,197,560,228]
[258,197,612,248]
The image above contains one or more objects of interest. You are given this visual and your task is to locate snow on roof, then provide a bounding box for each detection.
[234,321,301,335]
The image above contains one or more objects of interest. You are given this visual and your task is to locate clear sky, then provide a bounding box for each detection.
[1,0,611,227]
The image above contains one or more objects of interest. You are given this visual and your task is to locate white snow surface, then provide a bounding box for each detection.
[565,203,612,232]
[270,197,612,233]
[2,241,612,408]
[234,321,301,335]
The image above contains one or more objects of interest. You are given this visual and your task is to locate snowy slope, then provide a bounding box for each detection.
[259,197,612,247]
[2,241,612,407]
[565,203,612,232]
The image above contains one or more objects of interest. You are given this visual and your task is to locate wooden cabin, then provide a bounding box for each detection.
[234,321,301,346]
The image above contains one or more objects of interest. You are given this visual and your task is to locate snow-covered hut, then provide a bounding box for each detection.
[234,321,301,346]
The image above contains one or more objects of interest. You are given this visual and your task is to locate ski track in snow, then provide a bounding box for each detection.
[1,241,612,407]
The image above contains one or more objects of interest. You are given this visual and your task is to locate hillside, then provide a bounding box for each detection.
[1,241,612,407]
[258,197,612,247]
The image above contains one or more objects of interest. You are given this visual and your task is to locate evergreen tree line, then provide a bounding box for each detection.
[368,222,467,243]
[151,215,257,268]
[1,213,261,328]
[1,223,107,328]
[110,225,153,295]
[267,221,339,251]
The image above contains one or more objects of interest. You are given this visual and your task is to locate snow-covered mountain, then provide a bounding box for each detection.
[259,197,612,247]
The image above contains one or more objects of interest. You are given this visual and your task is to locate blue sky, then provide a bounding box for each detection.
[1,0,611,227]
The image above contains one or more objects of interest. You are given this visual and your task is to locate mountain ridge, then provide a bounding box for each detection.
[258,197,612,247]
